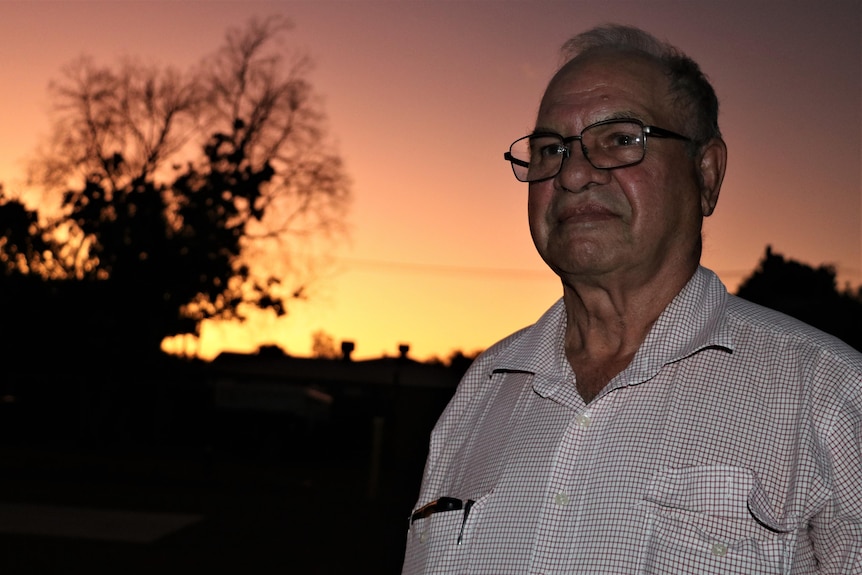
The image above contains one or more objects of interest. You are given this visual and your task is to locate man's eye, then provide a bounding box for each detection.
[538,144,566,157]
[608,133,641,147]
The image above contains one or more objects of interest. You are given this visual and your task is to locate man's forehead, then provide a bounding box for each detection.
[550,49,666,90]
[537,50,670,123]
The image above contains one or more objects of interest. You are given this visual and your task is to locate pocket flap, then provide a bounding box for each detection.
[644,465,792,533]
[645,465,758,517]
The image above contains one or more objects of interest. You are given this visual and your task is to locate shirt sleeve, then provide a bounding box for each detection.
[809,366,862,572]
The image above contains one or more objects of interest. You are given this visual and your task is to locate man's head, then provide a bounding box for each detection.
[561,25,721,146]
[522,25,726,286]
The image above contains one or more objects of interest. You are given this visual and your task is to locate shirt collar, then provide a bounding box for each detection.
[488,266,734,383]
[624,266,734,386]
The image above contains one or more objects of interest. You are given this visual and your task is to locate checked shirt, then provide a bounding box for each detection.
[403,267,862,574]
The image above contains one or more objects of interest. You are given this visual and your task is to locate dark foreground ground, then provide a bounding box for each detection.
[0,443,417,574]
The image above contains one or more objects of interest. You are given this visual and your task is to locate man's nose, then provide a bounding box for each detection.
[554,144,610,191]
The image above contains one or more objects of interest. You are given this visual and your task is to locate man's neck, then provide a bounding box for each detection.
[560,263,697,402]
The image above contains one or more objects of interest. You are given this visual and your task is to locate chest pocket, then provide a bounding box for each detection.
[638,465,795,575]
[403,490,494,575]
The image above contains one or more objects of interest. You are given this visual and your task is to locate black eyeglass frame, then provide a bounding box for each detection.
[503,118,693,183]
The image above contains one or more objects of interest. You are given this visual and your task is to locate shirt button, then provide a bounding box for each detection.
[419,530,429,543]
[575,413,592,428]
[711,543,727,556]
[554,492,570,506]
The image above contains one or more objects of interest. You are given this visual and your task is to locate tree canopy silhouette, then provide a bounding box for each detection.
[0,17,350,365]
[736,246,862,351]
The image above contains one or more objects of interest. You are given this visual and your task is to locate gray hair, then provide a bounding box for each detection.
[561,25,721,144]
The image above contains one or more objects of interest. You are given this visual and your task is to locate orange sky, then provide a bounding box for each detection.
[1,0,860,361]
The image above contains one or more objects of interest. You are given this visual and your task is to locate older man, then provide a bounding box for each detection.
[402,25,862,574]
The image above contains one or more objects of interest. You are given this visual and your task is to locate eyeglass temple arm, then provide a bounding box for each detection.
[644,126,691,142]
[503,152,530,168]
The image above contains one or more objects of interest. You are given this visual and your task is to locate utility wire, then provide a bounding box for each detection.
[340,257,554,279]
[338,257,862,285]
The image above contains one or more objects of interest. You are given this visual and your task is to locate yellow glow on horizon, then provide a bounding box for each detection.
[164,258,564,361]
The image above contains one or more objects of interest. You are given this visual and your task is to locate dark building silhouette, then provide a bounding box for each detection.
[208,344,460,477]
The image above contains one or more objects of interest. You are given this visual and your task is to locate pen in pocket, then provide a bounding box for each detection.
[410,496,477,544]
[457,499,475,544]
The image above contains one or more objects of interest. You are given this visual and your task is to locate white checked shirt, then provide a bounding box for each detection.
[403,267,862,574]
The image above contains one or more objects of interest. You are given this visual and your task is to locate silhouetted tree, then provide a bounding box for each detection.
[736,246,862,350]
[311,330,341,359]
[0,187,63,278]
[1,17,350,365]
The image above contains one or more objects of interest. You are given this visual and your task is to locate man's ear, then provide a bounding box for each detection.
[697,137,726,217]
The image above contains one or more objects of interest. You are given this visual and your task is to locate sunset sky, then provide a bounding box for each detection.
[1,0,860,361]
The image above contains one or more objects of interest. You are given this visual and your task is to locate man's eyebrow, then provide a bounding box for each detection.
[604,110,644,122]
[528,127,562,137]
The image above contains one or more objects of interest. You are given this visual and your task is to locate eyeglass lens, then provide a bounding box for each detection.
[509,121,647,182]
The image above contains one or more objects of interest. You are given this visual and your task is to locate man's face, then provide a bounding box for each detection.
[528,50,716,284]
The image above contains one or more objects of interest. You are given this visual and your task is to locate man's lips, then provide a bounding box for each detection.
[556,203,617,224]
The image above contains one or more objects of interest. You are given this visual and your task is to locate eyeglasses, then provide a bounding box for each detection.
[503,119,692,182]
